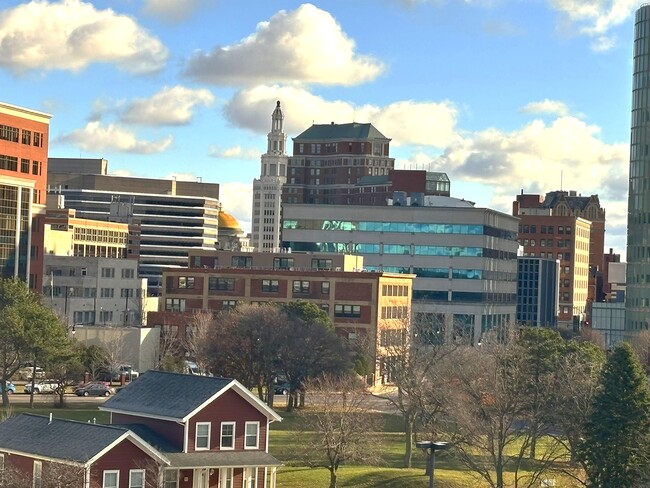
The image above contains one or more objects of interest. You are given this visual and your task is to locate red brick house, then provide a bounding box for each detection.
[0,371,282,487]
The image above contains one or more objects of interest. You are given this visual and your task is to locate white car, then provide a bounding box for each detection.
[16,367,45,381]
[24,380,59,394]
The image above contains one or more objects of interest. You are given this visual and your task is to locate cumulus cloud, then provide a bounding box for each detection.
[120,86,215,126]
[224,85,459,148]
[520,99,570,117]
[142,0,203,23]
[185,3,384,86]
[58,121,173,154]
[219,182,253,233]
[209,145,260,160]
[0,0,168,74]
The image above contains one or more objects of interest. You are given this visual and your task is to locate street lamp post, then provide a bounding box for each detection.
[416,441,449,488]
[64,286,74,328]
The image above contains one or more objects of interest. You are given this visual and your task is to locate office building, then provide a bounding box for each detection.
[148,250,414,385]
[513,191,600,327]
[0,102,51,290]
[281,200,519,344]
[47,158,221,296]
[516,257,559,327]
[251,101,288,251]
[627,4,650,331]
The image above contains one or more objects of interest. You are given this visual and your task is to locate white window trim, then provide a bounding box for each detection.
[220,467,233,488]
[103,470,119,488]
[244,421,260,450]
[32,460,42,488]
[244,467,257,488]
[195,421,211,450]
[129,469,145,488]
[220,421,236,450]
[0,453,4,471]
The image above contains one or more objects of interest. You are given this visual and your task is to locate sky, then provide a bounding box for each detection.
[0,0,641,257]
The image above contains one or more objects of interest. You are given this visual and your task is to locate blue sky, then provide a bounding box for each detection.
[0,0,639,256]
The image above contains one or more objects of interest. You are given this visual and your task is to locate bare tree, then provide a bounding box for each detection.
[103,336,129,384]
[300,374,383,488]
[154,324,185,372]
[0,463,31,488]
[41,462,87,488]
[632,329,650,374]
[185,311,215,375]
[443,328,565,488]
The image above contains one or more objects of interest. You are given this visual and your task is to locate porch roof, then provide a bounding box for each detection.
[165,451,282,469]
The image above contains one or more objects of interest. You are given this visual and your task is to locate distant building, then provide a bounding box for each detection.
[281,200,519,344]
[0,101,51,290]
[602,248,622,301]
[516,257,559,327]
[148,250,415,385]
[47,158,221,296]
[251,101,288,251]
[513,190,604,327]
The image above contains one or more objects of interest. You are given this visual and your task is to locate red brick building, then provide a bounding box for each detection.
[0,102,51,290]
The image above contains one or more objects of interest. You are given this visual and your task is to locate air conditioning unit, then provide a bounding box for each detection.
[392,191,407,206]
[410,192,424,206]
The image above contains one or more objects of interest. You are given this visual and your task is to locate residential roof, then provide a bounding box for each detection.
[293,122,389,141]
[541,191,599,212]
[0,414,129,464]
[164,451,282,469]
[102,370,232,420]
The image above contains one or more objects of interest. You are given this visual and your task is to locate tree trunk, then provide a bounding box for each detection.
[404,418,414,468]
[529,424,537,459]
[28,375,35,409]
[286,391,294,412]
[299,390,305,408]
[328,468,337,488]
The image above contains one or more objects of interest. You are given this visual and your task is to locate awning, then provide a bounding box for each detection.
[164,451,282,469]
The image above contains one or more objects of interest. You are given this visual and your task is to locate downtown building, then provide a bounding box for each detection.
[47,158,221,296]
[0,102,51,290]
[281,199,519,344]
[251,101,288,251]
[513,190,605,327]
[627,4,650,331]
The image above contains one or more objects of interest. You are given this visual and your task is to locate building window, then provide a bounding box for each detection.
[209,277,235,291]
[222,300,237,309]
[33,460,42,488]
[101,288,114,298]
[101,267,115,278]
[221,422,235,449]
[312,258,333,270]
[121,288,132,298]
[334,304,361,318]
[33,132,43,147]
[20,158,29,173]
[165,298,186,312]
[32,161,40,175]
[321,281,330,294]
[245,421,259,449]
[129,470,145,488]
[262,279,279,292]
[244,467,257,488]
[122,269,135,279]
[163,470,178,488]
[232,256,252,268]
[195,422,211,450]
[0,124,18,142]
[293,280,310,293]
[178,276,195,289]
[103,471,119,488]
[220,468,233,488]
[273,257,294,269]
[21,130,31,145]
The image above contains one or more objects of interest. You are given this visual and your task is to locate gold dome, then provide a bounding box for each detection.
[218,211,243,232]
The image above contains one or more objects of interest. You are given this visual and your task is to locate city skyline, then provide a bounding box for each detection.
[0,0,640,256]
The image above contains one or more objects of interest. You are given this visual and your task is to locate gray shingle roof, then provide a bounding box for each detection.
[293,123,389,141]
[165,451,282,468]
[0,414,128,464]
[102,370,233,420]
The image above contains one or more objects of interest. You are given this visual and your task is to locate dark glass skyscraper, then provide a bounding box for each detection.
[627,5,650,330]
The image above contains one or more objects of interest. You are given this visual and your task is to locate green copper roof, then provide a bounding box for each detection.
[293,122,390,141]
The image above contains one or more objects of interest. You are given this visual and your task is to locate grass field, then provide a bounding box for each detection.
[0,402,581,487]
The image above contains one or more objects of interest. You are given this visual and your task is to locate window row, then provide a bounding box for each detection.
[382,284,408,296]
[0,125,43,146]
[194,420,259,451]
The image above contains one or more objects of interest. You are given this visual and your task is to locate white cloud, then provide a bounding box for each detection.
[520,99,570,117]
[58,121,173,154]
[142,0,203,23]
[120,86,215,126]
[185,3,384,86]
[548,0,637,50]
[219,182,253,233]
[209,145,260,160]
[225,85,459,148]
[0,0,167,74]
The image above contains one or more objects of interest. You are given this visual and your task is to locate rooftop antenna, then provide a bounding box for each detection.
[560,170,563,191]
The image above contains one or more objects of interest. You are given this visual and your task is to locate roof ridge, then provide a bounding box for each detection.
[20,413,128,431]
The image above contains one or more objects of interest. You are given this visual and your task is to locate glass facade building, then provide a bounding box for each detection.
[627,5,650,330]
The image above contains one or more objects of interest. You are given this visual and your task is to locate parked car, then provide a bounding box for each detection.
[274,382,291,395]
[112,365,139,382]
[74,383,115,397]
[24,380,59,394]
[0,382,16,394]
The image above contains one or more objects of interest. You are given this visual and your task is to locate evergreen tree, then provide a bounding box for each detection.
[579,342,650,487]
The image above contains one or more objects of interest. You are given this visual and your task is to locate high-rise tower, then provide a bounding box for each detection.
[627,5,650,331]
[251,101,287,251]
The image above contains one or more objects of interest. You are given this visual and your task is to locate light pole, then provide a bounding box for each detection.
[64,286,74,328]
[416,441,449,488]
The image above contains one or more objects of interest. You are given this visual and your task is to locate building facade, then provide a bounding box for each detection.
[281,201,519,344]
[0,102,51,290]
[513,191,596,327]
[251,102,288,251]
[516,257,559,327]
[282,122,395,205]
[147,250,414,384]
[627,4,650,331]
[47,158,221,296]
